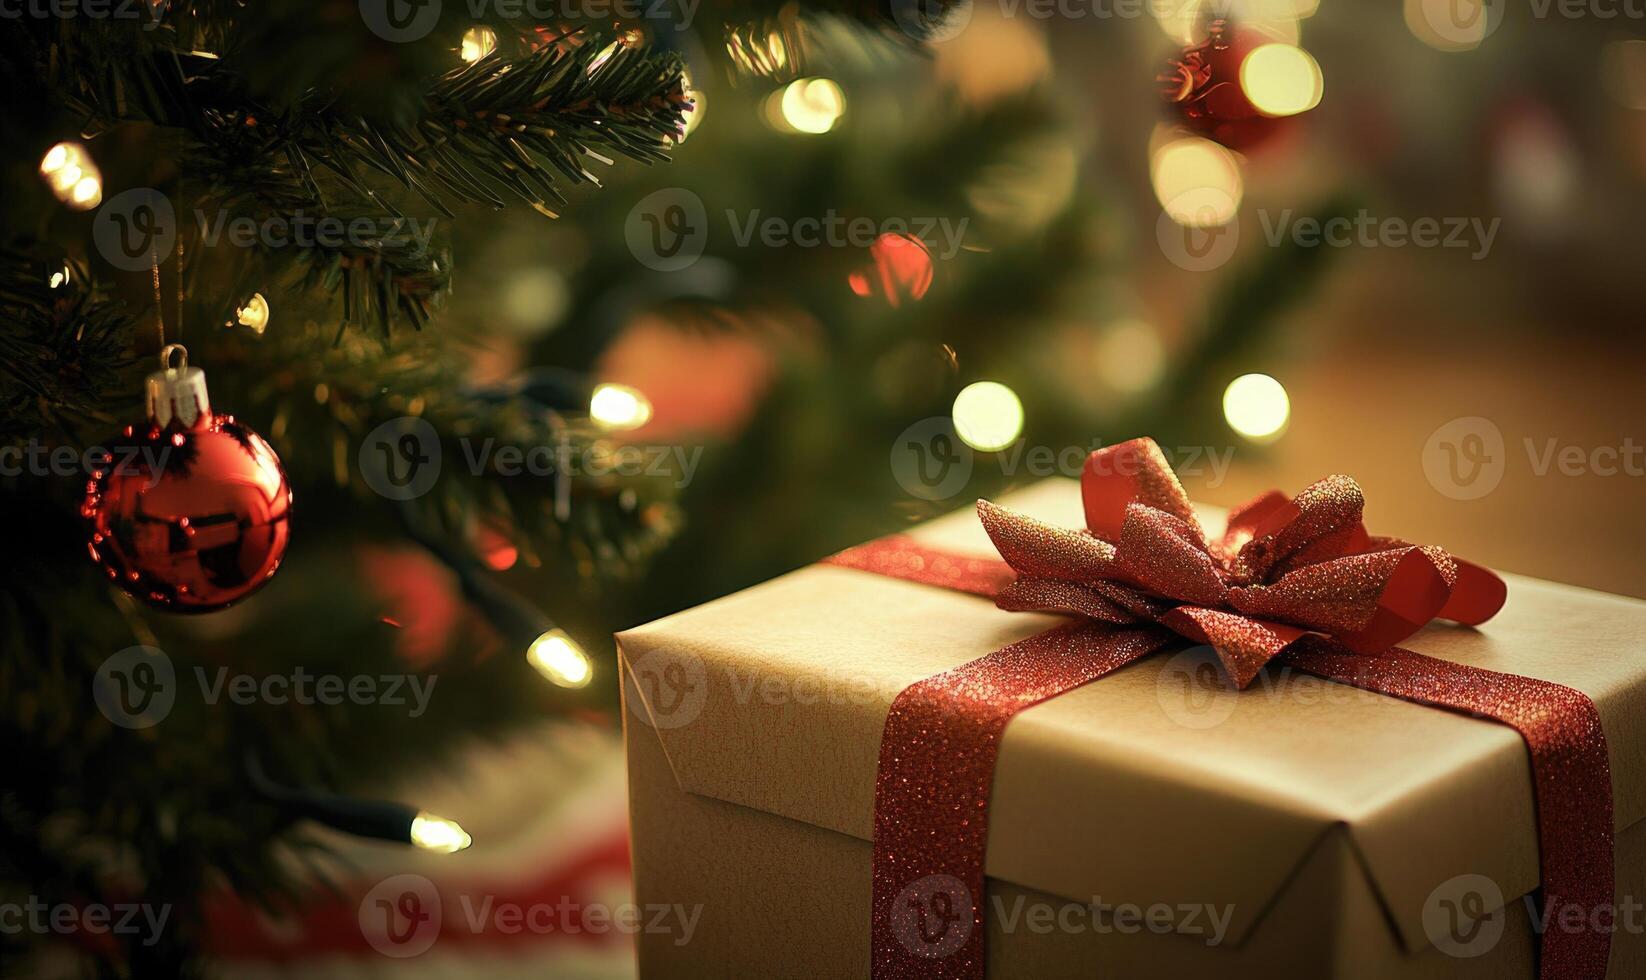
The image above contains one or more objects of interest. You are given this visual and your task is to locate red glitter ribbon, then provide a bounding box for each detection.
[824,437,1613,980]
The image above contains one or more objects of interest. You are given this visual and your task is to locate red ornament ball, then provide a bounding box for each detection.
[1159,21,1293,152]
[82,351,291,612]
[848,233,934,309]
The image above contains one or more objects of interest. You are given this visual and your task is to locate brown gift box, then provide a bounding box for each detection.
[618,479,1646,978]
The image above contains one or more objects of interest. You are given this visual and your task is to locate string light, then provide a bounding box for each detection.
[39,141,103,211]
[589,383,653,430]
[1222,373,1290,442]
[527,628,593,688]
[951,381,1024,452]
[460,26,498,63]
[1239,44,1323,117]
[235,293,270,334]
[772,78,845,134]
[409,812,474,853]
[48,265,70,290]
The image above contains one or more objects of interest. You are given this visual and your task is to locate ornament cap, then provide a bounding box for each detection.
[146,344,211,430]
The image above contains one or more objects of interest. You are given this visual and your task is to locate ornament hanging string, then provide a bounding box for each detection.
[150,232,184,361]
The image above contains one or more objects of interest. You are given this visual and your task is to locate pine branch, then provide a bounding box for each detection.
[0,243,141,443]
[40,25,687,334]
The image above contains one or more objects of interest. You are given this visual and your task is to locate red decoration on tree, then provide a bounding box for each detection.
[83,346,292,612]
[1159,20,1292,152]
[849,233,934,309]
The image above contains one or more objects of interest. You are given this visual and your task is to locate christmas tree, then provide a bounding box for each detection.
[0,3,1337,975]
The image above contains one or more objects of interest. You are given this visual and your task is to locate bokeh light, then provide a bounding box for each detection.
[40,141,103,210]
[1154,0,1310,45]
[1151,136,1243,227]
[774,78,845,134]
[952,381,1024,452]
[1240,44,1323,117]
[726,27,788,76]
[235,293,270,334]
[1095,320,1166,394]
[677,70,706,142]
[461,26,498,63]
[1602,40,1646,110]
[1222,373,1290,441]
[590,382,654,430]
[1405,0,1494,52]
[848,233,934,308]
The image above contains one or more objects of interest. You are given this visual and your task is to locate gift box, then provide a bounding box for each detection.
[618,467,1646,979]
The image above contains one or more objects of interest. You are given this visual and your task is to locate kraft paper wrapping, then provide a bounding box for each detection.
[619,479,1646,977]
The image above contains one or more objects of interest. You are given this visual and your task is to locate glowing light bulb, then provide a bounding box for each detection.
[1151,137,1243,228]
[68,175,102,209]
[236,292,271,334]
[410,812,473,853]
[527,629,593,688]
[951,381,1024,452]
[1240,44,1323,117]
[39,142,73,176]
[40,141,104,209]
[461,26,497,63]
[1222,373,1290,442]
[777,78,845,134]
[48,265,70,289]
[589,383,652,431]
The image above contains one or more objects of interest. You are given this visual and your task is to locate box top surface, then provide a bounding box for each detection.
[618,478,1646,953]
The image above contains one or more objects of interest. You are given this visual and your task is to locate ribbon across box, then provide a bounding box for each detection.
[619,476,1646,979]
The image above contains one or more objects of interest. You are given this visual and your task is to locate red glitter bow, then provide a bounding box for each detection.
[982,437,1508,688]
[827,437,1613,980]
